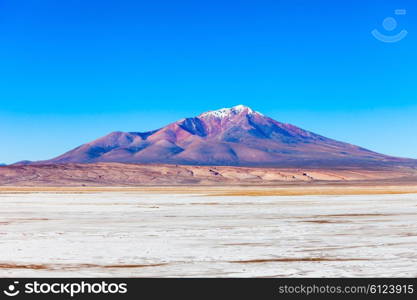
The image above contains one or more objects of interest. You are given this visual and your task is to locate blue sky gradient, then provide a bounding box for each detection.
[1,0,416,164]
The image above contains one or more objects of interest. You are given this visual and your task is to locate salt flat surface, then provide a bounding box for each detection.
[0,192,416,277]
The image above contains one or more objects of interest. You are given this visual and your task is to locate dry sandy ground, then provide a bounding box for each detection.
[0,189,417,277]
[3,183,417,196]
[1,163,416,186]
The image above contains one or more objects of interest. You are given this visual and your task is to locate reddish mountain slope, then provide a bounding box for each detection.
[31,105,415,167]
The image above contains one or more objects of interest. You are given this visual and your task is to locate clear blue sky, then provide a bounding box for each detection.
[1,0,416,164]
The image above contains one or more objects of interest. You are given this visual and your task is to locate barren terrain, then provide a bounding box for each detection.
[1,163,417,277]
[1,163,416,186]
[0,191,416,277]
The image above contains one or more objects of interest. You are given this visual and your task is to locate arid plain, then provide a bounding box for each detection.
[1,164,417,277]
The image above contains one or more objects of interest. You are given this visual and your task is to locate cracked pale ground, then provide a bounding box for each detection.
[1,192,416,277]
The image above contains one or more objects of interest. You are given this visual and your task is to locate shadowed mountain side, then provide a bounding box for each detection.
[1,163,416,186]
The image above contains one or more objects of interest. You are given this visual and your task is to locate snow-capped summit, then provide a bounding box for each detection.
[199,105,262,119]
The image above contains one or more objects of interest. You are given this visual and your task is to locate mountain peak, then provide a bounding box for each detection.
[33,104,413,168]
[199,105,263,119]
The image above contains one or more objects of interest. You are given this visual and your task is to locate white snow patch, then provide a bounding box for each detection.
[199,105,263,119]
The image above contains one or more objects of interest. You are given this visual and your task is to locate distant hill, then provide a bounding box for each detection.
[1,163,415,186]
[24,105,416,168]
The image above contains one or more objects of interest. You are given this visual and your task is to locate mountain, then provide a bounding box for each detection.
[30,105,415,167]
